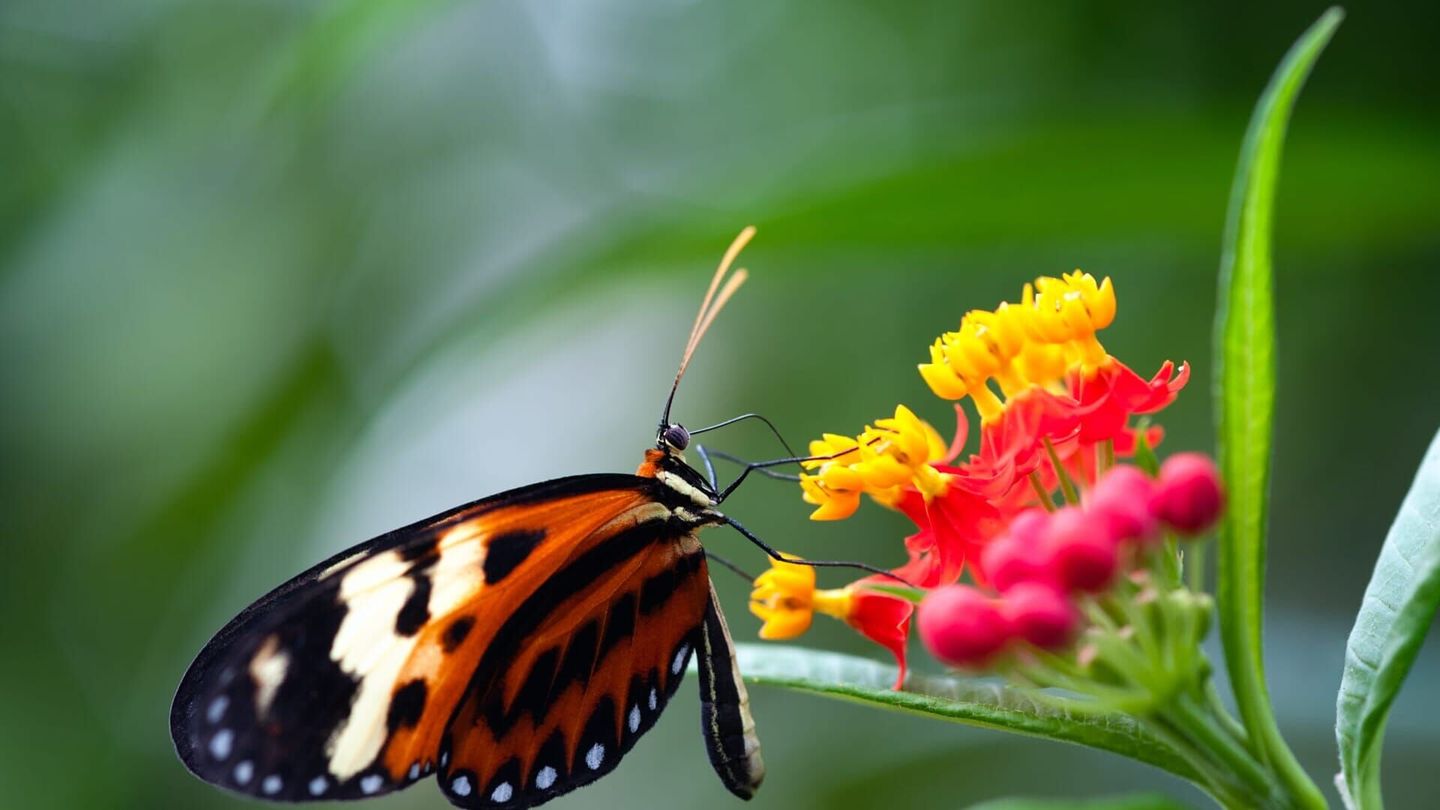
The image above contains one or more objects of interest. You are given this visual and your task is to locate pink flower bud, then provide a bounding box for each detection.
[1001,583,1078,649]
[1151,452,1225,536]
[980,508,1052,592]
[1086,464,1158,544]
[1045,506,1117,593]
[918,584,1012,668]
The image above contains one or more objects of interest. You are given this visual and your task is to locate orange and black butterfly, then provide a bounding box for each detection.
[171,228,858,808]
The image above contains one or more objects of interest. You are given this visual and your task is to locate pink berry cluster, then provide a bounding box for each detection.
[917,453,1224,669]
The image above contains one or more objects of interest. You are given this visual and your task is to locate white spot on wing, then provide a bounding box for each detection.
[490,781,512,802]
[261,775,282,795]
[249,635,290,720]
[648,687,658,711]
[451,775,471,797]
[308,776,327,796]
[672,643,689,674]
[628,705,640,733]
[206,696,228,724]
[408,762,421,780]
[585,742,605,771]
[536,766,556,790]
[360,774,383,794]
[208,729,233,760]
[233,761,253,786]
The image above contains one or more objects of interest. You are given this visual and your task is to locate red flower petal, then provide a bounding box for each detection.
[849,584,916,689]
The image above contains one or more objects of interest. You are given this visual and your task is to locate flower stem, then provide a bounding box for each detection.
[1204,681,1254,753]
[1166,694,1277,802]
[1187,541,1208,593]
[1028,472,1057,512]
[1043,438,1080,505]
[1143,716,1249,808]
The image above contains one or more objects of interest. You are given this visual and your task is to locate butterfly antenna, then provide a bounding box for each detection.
[660,226,756,431]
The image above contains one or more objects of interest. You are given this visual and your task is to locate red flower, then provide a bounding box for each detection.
[889,486,1005,589]
[847,581,916,688]
[1070,360,1190,449]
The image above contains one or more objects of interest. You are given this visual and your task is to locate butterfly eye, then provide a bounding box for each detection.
[662,424,690,451]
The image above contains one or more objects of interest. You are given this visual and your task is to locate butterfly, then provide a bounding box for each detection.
[171,227,823,809]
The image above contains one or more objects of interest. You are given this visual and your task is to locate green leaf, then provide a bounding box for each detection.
[1212,9,1340,808]
[733,644,1201,784]
[1337,428,1440,809]
[966,795,1189,810]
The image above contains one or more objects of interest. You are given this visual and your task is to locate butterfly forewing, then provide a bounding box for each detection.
[171,473,673,803]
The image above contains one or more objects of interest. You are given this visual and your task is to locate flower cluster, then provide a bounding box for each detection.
[919,455,1223,668]
[752,271,1203,682]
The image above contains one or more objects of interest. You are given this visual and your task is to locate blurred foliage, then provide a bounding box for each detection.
[2,1,1438,808]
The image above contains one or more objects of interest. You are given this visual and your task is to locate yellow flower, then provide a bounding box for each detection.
[857,405,949,499]
[1024,272,1114,371]
[748,556,854,639]
[798,405,950,520]
[918,271,1118,420]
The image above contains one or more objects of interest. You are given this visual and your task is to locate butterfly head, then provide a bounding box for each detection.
[659,423,691,452]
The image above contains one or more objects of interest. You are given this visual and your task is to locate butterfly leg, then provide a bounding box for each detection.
[717,515,914,585]
[693,443,720,492]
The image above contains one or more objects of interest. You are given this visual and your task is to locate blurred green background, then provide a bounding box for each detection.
[3,1,1438,808]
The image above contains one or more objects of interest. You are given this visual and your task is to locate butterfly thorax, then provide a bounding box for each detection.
[636,448,717,511]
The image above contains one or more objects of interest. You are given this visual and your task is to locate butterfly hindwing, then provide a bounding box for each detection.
[170,473,665,802]
[436,518,712,808]
[697,578,765,799]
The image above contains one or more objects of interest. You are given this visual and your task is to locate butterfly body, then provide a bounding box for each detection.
[172,447,764,808]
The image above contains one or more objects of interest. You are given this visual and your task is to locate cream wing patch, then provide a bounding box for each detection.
[248,635,290,720]
[321,529,492,781]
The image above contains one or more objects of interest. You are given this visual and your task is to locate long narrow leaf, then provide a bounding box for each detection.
[732,645,1200,783]
[1336,428,1440,809]
[1212,8,1341,805]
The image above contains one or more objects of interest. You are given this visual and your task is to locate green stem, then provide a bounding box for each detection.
[1157,536,1183,588]
[1187,541,1208,593]
[1144,716,1250,808]
[1168,695,1277,802]
[1205,681,1255,753]
[1044,438,1080,505]
[1028,472,1057,512]
[1107,590,1166,678]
